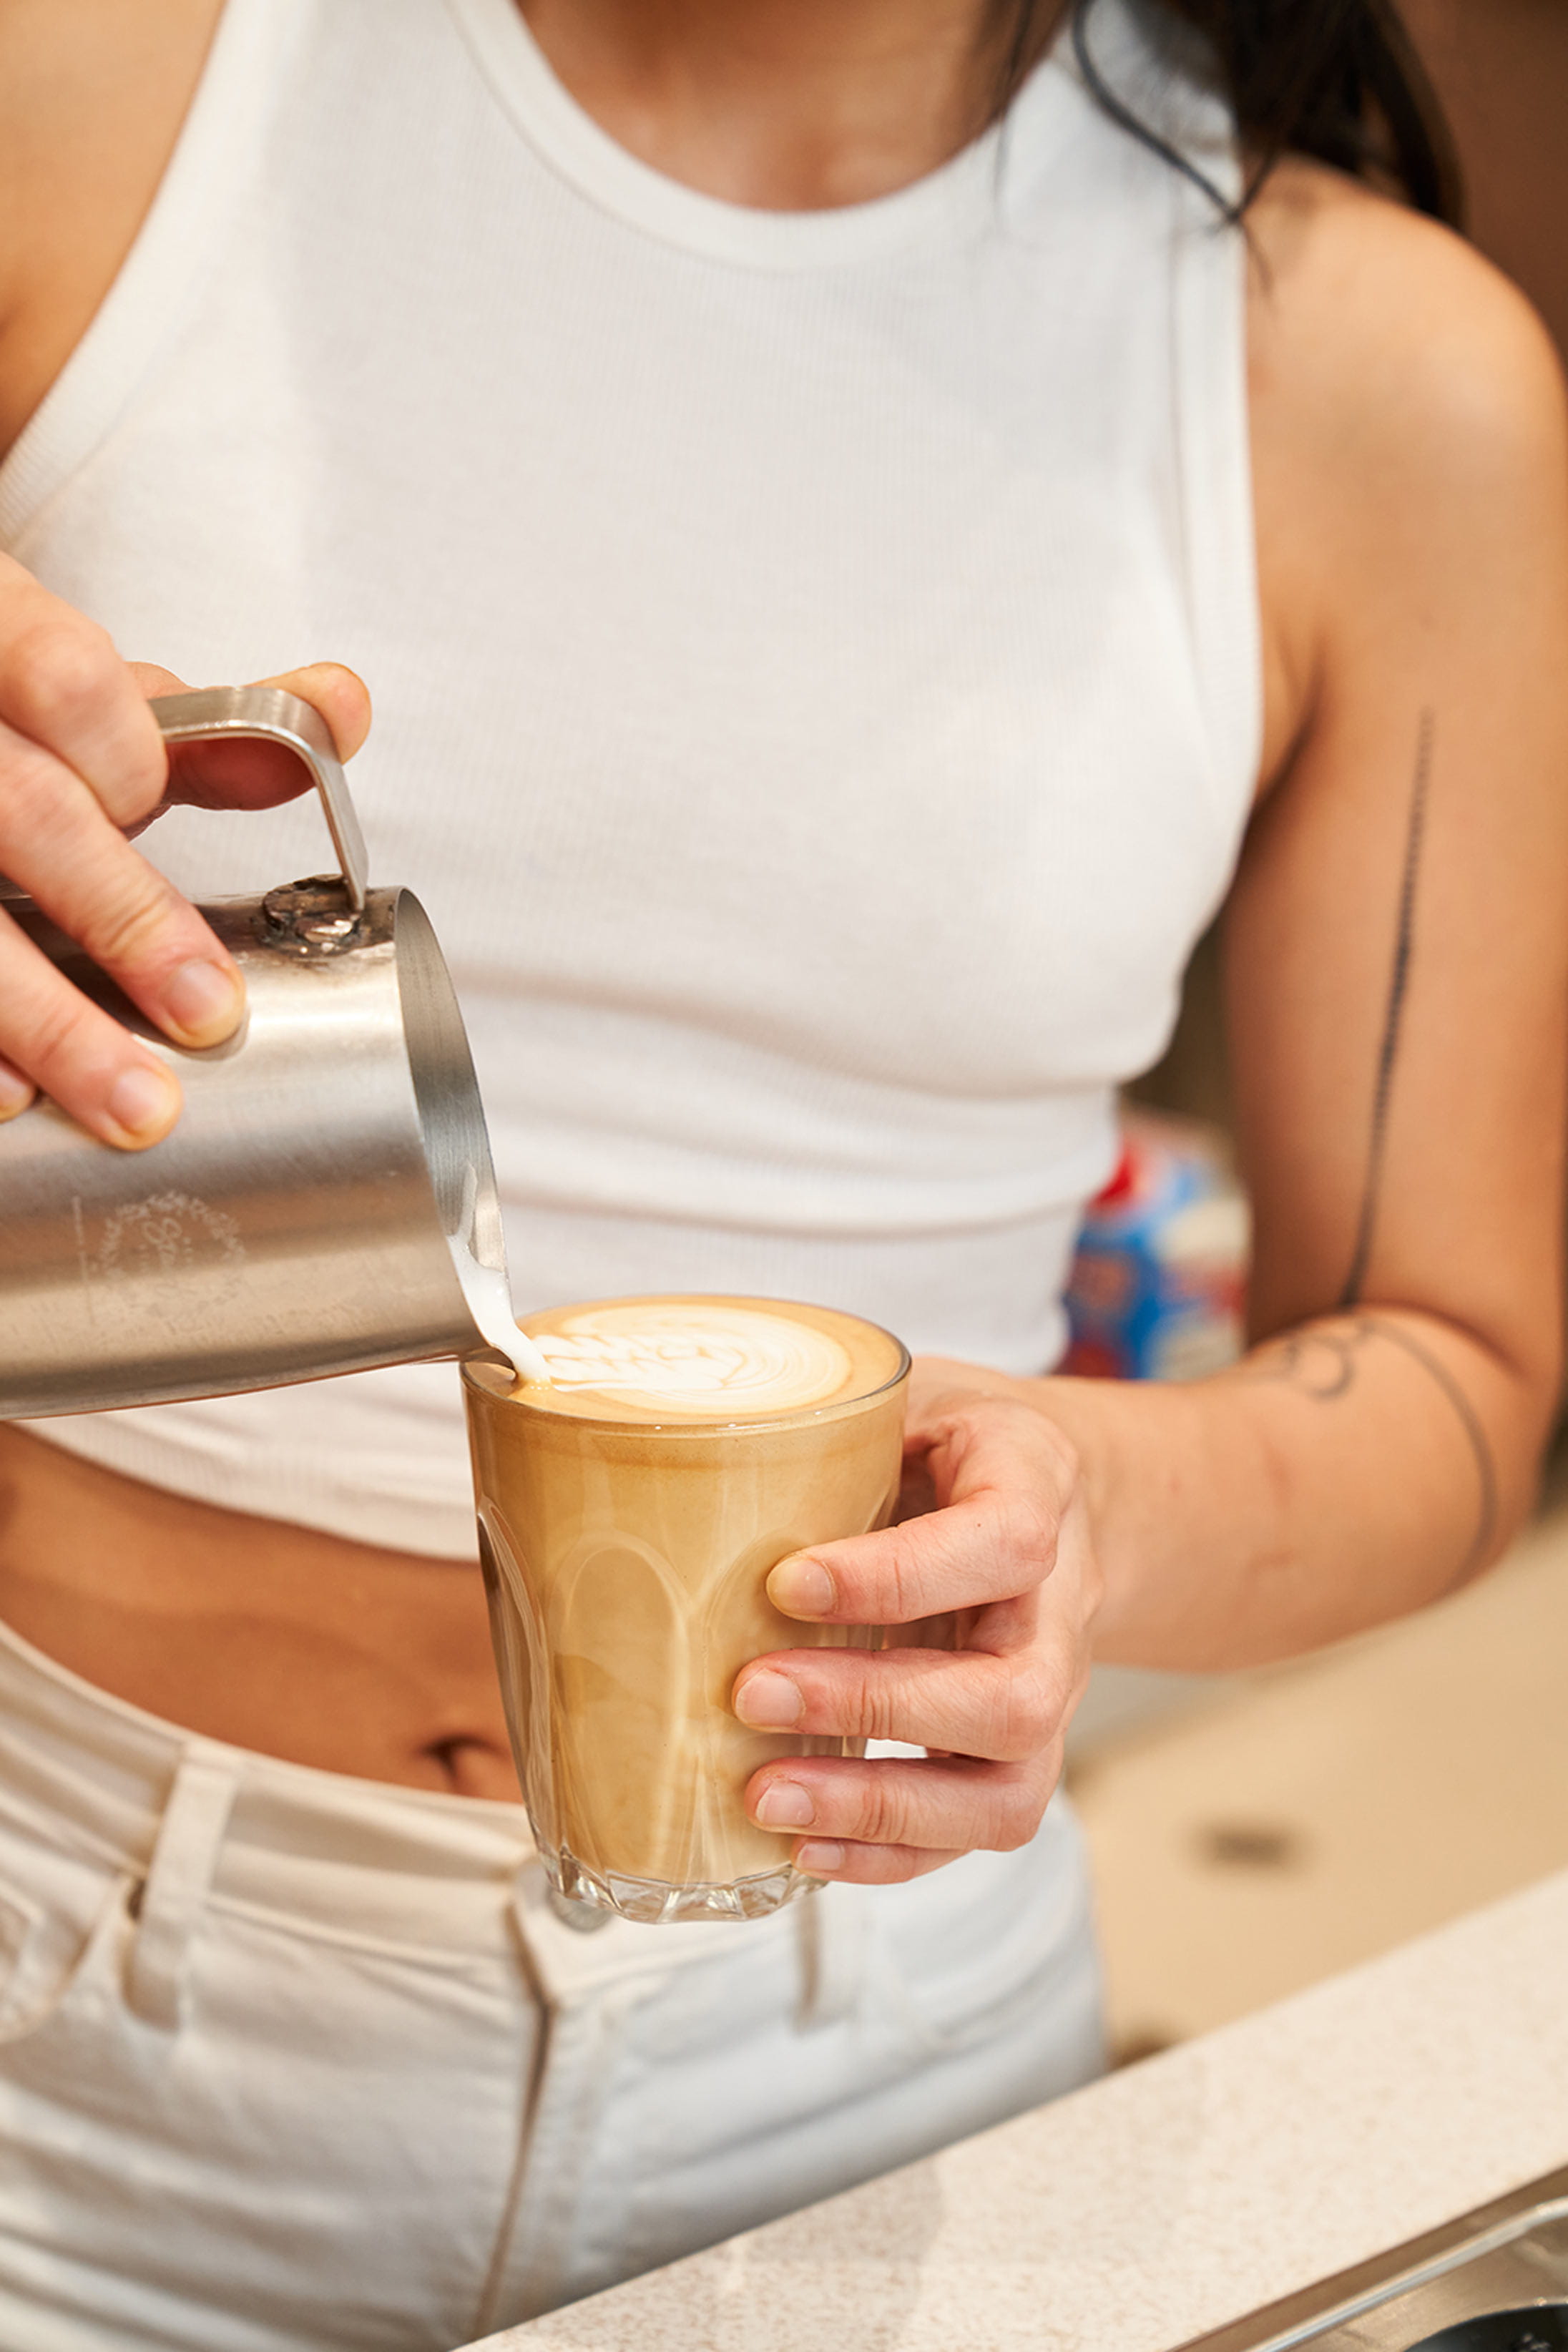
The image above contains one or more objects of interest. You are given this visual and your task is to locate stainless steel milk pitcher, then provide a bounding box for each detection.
[0,685,511,1418]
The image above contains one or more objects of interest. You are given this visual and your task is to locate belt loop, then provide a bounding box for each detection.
[796,1881,868,2030]
[125,1740,242,2032]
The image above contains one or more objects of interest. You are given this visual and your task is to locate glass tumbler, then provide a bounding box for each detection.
[462,1308,908,1924]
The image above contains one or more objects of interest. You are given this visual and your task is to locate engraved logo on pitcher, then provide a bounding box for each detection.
[87,1190,248,1323]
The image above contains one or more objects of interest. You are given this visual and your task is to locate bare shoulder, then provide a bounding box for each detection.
[1247,157,1568,770]
[0,0,222,454]
[1248,157,1565,469]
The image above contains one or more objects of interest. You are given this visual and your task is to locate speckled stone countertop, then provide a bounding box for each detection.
[461,1869,1568,2352]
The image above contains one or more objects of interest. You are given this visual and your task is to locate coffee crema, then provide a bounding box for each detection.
[509,1295,905,1425]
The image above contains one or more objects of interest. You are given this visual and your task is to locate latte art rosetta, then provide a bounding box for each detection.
[532,1304,853,1417]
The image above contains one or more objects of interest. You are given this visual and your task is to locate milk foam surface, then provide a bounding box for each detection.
[512,1298,905,1424]
[530,1303,853,1418]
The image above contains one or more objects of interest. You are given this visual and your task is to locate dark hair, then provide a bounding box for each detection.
[991,0,1464,227]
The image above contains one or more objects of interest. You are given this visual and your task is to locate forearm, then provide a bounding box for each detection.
[1011,1309,1551,1670]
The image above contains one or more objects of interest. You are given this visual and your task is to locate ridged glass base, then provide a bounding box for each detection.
[546,1842,822,1924]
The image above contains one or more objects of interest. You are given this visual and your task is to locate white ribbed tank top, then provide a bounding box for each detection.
[10,0,1258,1556]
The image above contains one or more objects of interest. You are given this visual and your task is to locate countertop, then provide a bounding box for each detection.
[460,1867,1568,2352]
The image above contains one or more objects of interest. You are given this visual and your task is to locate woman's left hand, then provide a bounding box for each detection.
[733,1360,1102,1884]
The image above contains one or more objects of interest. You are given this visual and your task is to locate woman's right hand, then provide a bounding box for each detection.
[0,554,369,1147]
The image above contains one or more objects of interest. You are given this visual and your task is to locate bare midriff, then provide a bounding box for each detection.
[0,1424,519,1799]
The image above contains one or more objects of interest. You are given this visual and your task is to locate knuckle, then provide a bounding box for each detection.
[989,1777,1044,1853]
[994,1488,1059,1580]
[855,1773,909,1847]
[875,1527,930,1626]
[112,742,168,823]
[4,620,162,816]
[82,868,181,971]
[17,983,99,1082]
[0,744,63,836]
[858,1674,905,1746]
[997,1660,1067,1759]
[10,617,119,732]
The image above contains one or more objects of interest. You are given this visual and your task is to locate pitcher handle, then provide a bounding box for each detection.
[150,685,370,911]
[0,684,371,913]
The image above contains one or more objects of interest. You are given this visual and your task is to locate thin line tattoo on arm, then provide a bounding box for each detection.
[1338,709,1435,1308]
[1244,715,1504,1582]
[1246,1316,1499,1579]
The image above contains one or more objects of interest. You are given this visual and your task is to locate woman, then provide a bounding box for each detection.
[0,0,1562,2344]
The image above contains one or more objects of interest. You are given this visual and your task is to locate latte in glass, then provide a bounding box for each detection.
[462,1295,908,1924]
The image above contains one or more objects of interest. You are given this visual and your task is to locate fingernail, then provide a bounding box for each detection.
[795,1841,846,1875]
[0,1065,34,1120]
[753,1782,815,1829]
[767,1556,835,1617]
[163,959,243,1043]
[733,1670,804,1729]
[105,1062,180,1144]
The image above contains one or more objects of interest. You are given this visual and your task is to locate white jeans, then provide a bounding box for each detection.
[0,1616,1103,2352]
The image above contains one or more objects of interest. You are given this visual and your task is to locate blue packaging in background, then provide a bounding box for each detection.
[1062,1110,1250,1382]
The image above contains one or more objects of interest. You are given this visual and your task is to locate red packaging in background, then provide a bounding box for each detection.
[1062,1110,1250,1381]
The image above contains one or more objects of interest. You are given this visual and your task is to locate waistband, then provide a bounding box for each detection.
[0,1614,807,1995]
[0,1611,535,1959]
